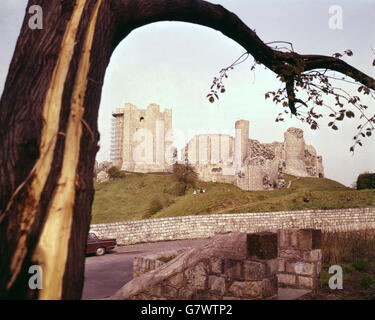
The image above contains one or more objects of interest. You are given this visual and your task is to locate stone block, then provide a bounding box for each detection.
[197,292,222,300]
[262,275,278,297]
[266,258,278,275]
[178,287,194,299]
[279,249,302,260]
[294,262,314,276]
[185,262,208,290]
[303,249,322,262]
[297,276,314,289]
[297,229,321,250]
[168,273,184,287]
[277,274,296,286]
[224,259,242,279]
[285,262,296,274]
[243,261,266,280]
[228,281,263,298]
[247,232,278,260]
[211,232,248,261]
[210,257,223,274]
[278,229,298,249]
[163,285,179,298]
[150,286,163,296]
[208,275,226,295]
[278,259,285,272]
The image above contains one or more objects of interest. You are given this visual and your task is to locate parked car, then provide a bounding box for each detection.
[86,232,117,256]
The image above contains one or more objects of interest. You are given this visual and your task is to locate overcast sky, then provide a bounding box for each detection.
[0,0,374,186]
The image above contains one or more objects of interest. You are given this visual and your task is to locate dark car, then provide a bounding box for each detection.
[86,232,117,256]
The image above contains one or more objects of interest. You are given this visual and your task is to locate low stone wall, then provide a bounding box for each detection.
[133,249,186,278]
[278,229,322,290]
[132,229,322,294]
[111,232,279,300]
[91,207,375,245]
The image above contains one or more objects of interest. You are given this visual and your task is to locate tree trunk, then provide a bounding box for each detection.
[0,0,373,299]
[0,0,116,299]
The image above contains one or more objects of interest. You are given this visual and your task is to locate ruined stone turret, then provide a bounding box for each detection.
[234,120,249,169]
[283,128,309,177]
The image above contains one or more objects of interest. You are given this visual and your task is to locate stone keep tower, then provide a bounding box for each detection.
[111,103,172,173]
[234,120,249,170]
[284,127,308,177]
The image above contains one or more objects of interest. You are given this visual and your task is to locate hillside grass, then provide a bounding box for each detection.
[91,173,375,224]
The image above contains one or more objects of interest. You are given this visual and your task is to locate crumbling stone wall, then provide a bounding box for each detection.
[278,229,322,290]
[133,249,186,278]
[182,122,324,191]
[111,232,279,300]
[247,139,276,160]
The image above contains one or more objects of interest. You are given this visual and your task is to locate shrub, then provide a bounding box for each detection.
[107,166,126,179]
[358,274,374,289]
[356,173,375,190]
[146,198,163,217]
[353,258,371,272]
[172,163,198,195]
[320,270,330,288]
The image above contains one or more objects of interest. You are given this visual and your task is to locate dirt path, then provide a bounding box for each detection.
[287,177,300,189]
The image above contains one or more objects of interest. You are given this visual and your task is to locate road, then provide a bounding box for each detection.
[82,238,208,300]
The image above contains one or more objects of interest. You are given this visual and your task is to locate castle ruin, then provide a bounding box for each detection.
[111,103,324,190]
[181,121,324,191]
[111,103,173,173]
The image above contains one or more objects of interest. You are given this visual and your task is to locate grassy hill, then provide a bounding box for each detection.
[91,172,375,224]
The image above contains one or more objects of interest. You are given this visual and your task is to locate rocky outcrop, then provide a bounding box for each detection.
[96,171,111,184]
[95,161,113,174]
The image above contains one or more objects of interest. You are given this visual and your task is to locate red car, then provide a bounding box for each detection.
[86,232,117,256]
